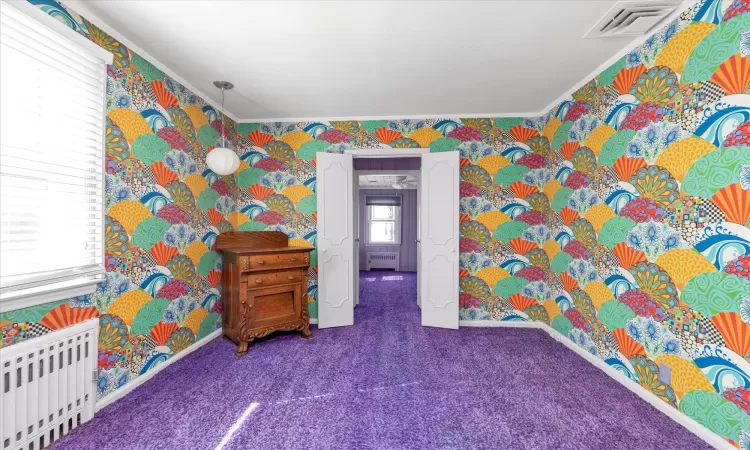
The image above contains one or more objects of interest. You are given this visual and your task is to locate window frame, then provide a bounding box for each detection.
[366,198,402,246]
[0,0,113,313]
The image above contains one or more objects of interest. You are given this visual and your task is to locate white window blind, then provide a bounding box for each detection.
[0,0,112,309]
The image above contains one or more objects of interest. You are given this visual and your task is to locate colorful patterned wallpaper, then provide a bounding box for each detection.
[0,0,235,399]
[232,0,750,445]
[2,0,750,443]
[537,1,750,445]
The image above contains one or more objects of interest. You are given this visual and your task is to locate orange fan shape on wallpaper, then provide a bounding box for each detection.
[711,312,750,358]
[509,181,539,199]
[249,184,274,201]
[613,155,647,181]
[150,241,179,266]
[712,183,750,226]
[508,294,537,312]
[150,80,179,108]
[612,242,647,269]
[710,53,750,95]
[150,161,178,187]
[40,304,98,331]
[559,207,580,226]
[508,237,537,255]
[207,208,225,227]
[374,128,402,146]
[613,328,646,357]
[207,270,222,288]
[150,321,179,346]
[248,130,274,148]
[560,141,580,161]
[509,125,539,144]
[559,272,579,292]
[613,65,647,95]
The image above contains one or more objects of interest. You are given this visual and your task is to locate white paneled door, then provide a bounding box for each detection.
[317,153,355,328]
[420,152,459,329]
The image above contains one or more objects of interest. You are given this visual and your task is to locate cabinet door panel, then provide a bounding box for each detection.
[246,284,302,326]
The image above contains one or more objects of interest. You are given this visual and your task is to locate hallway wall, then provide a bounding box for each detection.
[353,157,421,170]
[358,188,419,272]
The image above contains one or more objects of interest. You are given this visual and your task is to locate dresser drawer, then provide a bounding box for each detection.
[247,269,305,288]
[243,252,309,271]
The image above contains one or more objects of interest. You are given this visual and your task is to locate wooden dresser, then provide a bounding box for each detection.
[216,231,314,357]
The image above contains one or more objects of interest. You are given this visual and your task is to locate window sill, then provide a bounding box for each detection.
[0,280,101,313]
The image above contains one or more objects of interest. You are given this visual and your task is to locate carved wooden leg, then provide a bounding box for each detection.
[300,300,311,339]
[235,341,249,357]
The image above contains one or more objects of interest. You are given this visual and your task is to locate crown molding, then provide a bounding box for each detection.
[62,0,239,123]
[235,111,542,123]
[536,0,697,119]
[63,0,697,126]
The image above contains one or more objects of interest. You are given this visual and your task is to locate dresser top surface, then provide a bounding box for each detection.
[219,246,313,255]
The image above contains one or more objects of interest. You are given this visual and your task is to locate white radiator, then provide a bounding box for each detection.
[1,318,98,450]
[366,252,399,271]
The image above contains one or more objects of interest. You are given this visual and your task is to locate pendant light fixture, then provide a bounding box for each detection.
[205,80,240,176]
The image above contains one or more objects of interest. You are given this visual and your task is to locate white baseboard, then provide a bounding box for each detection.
[96,328,223,411]
[459,320,544,328]
[309,318,318,325]
[542,326,731,450]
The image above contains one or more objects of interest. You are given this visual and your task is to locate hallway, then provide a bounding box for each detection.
[50,271,710,450]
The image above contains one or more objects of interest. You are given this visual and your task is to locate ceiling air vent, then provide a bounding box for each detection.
[584,1,682,38]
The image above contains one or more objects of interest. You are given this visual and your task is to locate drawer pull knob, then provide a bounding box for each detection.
[256,260,266,265]
[287,275,295,280]
[290,257,297,262]
[255,280,263,284]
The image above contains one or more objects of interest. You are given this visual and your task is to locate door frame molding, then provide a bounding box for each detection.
[345,148,429,158]
[318,148,459,326]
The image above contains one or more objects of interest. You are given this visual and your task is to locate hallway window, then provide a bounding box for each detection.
[366,195,401,245]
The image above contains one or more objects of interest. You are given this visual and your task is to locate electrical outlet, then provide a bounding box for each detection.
[659,363,671,385]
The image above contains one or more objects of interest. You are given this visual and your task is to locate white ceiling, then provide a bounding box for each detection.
[68,1,667,121]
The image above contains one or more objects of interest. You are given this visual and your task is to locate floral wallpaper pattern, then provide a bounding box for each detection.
[0,0,236,399]
[231,0,750,445]
[1,0,750,444]
[535,1,750,445]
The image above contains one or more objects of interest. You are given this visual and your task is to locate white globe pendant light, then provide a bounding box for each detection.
[206,80,240,176]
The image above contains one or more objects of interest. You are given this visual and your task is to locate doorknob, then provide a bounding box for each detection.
[322,249,327,253]
[415,239,420,243]
[450,249,456,253]
[355,238,360,242]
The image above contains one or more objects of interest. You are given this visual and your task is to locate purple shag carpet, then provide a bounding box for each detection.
[50,271,711,450]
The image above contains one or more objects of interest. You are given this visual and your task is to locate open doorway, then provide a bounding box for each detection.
[355,161,421,320]
[316,149,459,330]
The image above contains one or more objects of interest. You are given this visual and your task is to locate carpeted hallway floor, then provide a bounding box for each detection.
[51,271,711,450]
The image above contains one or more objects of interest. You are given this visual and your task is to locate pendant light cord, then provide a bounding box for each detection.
[220,87,226,148]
